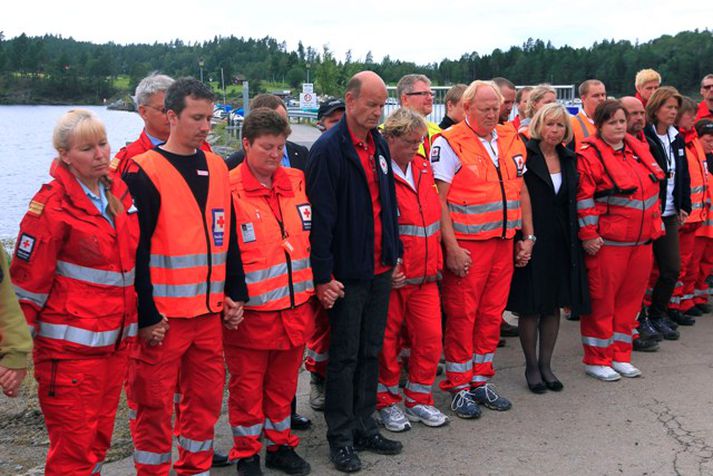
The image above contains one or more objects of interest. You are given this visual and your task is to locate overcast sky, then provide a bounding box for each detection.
[4,1,712,63]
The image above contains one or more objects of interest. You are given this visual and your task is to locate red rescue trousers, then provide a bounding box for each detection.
[130,314,224,476]
[677,223,702,311]
[304,308,329,378]
[581,244,653,365]
[693,236,713,305]
[377,282,442,409]
[440,239,514,393]
[224,344,302,460]
[35,349,128,476]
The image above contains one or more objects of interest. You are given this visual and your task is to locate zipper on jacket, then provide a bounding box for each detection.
[416,164,428,286]
[631,157,646,245]
[495,165,508,238]
[200,217,214,312]
[275,200,296,309]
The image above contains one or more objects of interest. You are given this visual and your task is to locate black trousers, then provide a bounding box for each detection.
[649,215,681,318]
[324,271,392,448]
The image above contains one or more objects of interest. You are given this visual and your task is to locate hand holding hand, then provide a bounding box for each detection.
[139,316,169,347]
[446,245,472,278]
[583,237,604,256]
[223,297,245,330]
[392,261,406,289]
[0,366,27,398]
[316,280,345,309]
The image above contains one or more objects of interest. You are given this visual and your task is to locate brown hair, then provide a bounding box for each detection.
[645,86,682,124]
[593,99,627,129]
[242,107,291,144]
[53,109,124,218]
[250,94,287,111]
[677,96,697,121]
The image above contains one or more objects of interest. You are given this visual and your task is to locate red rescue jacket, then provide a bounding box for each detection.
[11,161,139,361]
[576,134,665,246]
[393,155,442,286]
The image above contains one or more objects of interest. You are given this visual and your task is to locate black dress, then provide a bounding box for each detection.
[507,139,591,315]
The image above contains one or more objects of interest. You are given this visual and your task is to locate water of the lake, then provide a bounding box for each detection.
[0,105,144,240]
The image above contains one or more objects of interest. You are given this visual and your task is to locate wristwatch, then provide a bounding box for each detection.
[525,234,537,243]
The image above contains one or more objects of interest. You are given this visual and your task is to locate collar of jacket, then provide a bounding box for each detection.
[525,139,574,186]
[240,162,294,197]
[50,159,109,217]
[335,114,390,179]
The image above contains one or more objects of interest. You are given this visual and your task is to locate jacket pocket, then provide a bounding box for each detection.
[584,253,604,300]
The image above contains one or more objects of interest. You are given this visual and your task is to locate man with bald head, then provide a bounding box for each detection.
[621,96,648,142]
[431,80,532,418]
[307,71,402,472]
[570,79,607,150]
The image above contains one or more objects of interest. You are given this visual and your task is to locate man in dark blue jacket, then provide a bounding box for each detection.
[306,71,402,473]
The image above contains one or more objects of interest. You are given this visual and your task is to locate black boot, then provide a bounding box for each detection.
[237,455,263,476]
[696,302,712,313]
[265,446,311,475]
[650,316,680,340]
[684,306,702,317]
[211,450,232,467]
[637,314,663,342]
[633,337,659,352]
[668,308,695,326]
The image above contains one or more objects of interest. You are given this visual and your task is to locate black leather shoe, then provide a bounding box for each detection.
[527,378,546,394]
[544,379,564,391]
[237,454,263,476]
[211,450,231,467]
[501,321,519,337]
[637,315,663,342]
[697,302,712,313]
[330,446,361,473]
[668,309,695,326]
[650,316,680,340]
[354,433,403,455]
[684,306,702,317]
[662,311,679,329]
[633,337,660,352]
[291,412,312,431]
[497,338,506,348]
[265,445,311,475]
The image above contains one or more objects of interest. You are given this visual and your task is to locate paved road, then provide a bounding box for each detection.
[102,312,713,475]
[288,123,322,149]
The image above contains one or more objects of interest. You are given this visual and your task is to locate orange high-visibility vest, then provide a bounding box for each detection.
[230,163,314,311]
[441,122,526,241]
[696,159,713,238]
[571,111,596,151]
[133,149,231,318]
[681,129,708,224]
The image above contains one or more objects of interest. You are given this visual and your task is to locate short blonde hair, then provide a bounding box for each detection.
[461,80,503,108]
[529,103,573,144]
[53,109,107,152]
[526,84,557,118]
[635,69,662,88]
[382,108,427,138]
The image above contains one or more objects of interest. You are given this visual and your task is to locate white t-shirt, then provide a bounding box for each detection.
[392,160,415,190]
[656,125,679,217]
[430,119,500,183]
[550,172,562,194]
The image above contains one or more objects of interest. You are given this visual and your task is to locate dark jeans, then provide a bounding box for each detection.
[649,215,681,318]
[324,270,392,448]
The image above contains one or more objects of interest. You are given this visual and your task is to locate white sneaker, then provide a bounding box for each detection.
[377,405,411,432]
[612,361,642,378]
[404,404,449,428]
[584,365,621,381]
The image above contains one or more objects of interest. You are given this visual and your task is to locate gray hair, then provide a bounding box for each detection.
[382,108,427,139]
[135,73,175,106]
[396,74,431,103]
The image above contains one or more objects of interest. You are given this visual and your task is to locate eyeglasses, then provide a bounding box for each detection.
[144,104,167,114]
[702,84,713,90]
[405,91,435,97]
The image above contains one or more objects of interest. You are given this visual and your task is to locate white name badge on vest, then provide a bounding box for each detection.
[512,154,525,176]
[212,208,225,246]
[378,155,388,175]
[240,222,256,243]
[296,203,312,230]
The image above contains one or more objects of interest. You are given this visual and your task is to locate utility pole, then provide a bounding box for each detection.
[221,67,227,105]
[199,58,205,83]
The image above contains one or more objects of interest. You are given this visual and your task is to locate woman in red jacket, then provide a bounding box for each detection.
[11,109,140,475]
[376,108,447,431]
[576,100,665,381]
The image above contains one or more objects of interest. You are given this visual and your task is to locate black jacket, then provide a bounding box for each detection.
[644,124,692,214]
[225,140,309,172]
[507,140,591,315]
[306,115,401,284]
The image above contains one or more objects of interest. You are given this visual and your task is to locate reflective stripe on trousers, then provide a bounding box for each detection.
[134,449,172,465]
[613,332,632,344]
[232,422,263,437]
[56,260,135,286]
[37,321,138,347]
[264,416,291,432]
[582,336,613,347]
[472,352,494,364]
[177,435,213,453]
[445,360,473,373]
[404,381,432,394]
[377,383,399,395]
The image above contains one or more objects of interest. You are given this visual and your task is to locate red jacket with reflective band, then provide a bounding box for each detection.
[680,128,708,224]
[576,134,665,245]
[571,111,596,151]
[230,163,314,311]
[11,161,139,360]
[393,155,442,285]
[111,130,213,177]
[133,149,230,318]
[441,122,526,241]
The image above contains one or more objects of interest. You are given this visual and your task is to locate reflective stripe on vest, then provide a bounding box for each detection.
[244,257,310,285]
[134,449,172,465]
[246,279,314,308]
[692,185,706,194]
[596,194,659,211]
[575,114,591,139]
[37,321,137,347]
[602,239,651,247]
[150,252,227,269]
[152,280,224,298]
[13,285,48,307]
[578,215,599,227]
[398,221,440,238]
[577,198,595,210]
[452,219,522,235]
[56,260,135,287]
[448,200,520,216]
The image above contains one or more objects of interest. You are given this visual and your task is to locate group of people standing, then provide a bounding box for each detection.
[1,67,713,476]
